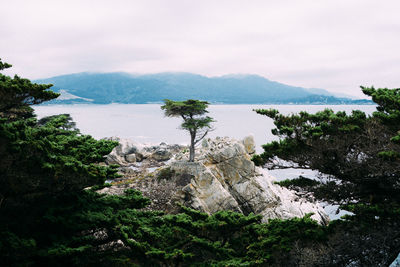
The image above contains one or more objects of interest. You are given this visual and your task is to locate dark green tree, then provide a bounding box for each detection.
[0,58,59,120]
[0,59,123,265]
[254,86,400,265]
[161,99,214,162]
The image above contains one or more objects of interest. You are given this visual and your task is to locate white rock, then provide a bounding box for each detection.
[242,135,255,155]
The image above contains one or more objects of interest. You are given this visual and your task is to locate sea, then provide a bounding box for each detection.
[34,104,376,220]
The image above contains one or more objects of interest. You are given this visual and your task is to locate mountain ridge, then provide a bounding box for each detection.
[34,72,371,105]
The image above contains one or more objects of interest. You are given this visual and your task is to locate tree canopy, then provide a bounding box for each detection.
[0,59,59,120]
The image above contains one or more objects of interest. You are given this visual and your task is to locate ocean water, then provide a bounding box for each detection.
[34,104,376,151]
[34,104,376,219]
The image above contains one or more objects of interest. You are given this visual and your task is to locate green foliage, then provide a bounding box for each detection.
[181,116,214,131]
[0,59,12,70]
[0,114,119,200]
[0,188,151,266]
[161,99,209,118]
[38,113,77,130]
[0,59,120,265]
[121,207,328,266]
[161,99,213,133]
[378,150,400,161]
[362,86,400,127]
[251,154,264,166]
[0,188,331,266]
[247,214,326,262]
[275,176,320,189]
[0,58,59,119]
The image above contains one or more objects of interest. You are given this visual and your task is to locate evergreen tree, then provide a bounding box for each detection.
[0,59,123,265]
[0,59,59,120]
[254,86,400,208]
[254,86,400,264]
[161,99,214,162]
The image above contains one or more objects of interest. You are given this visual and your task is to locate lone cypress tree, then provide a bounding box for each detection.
[161,99,213,162]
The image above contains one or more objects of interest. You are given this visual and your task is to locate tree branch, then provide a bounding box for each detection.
[194,129,209,145]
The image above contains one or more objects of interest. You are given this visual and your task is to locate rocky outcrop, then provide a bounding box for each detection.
[101,136,329,225]
[170,136,328,224]
[104,137,183,165]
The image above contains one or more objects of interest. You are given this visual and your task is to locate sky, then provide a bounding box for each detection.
[1,0,400,98]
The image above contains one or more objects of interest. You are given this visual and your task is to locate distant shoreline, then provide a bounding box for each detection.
[38,102,375,106]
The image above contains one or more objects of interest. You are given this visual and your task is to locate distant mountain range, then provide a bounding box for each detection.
[35,72,372,105]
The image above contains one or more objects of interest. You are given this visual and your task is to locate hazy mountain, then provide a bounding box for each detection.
[35,72,371,104]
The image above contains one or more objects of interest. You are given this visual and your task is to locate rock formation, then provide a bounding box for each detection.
[100,136,329,225]
[102,137,183,179]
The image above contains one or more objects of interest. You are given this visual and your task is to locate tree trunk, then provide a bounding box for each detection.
[189,132,195,162]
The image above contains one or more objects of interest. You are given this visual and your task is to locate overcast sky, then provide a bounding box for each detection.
[1,0,400,97]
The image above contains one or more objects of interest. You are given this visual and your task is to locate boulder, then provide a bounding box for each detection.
[125,153,137,163]
[135,152,144,162]
[151,148,172,162]
[103,137,142,166]
[105,137,138,156]
[105,153,124,165]
[242,135,255,155]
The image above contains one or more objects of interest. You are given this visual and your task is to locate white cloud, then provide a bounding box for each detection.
[1,0,400,97]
